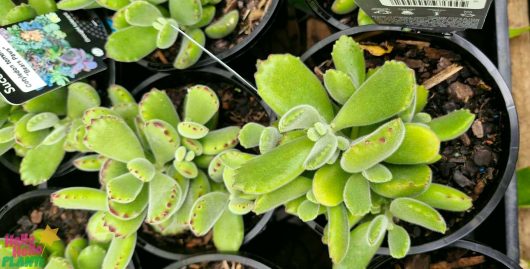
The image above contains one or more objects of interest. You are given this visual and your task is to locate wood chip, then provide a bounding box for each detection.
[472,120,484,138]
[422,64,463,90]
[397,39,431,48]
[430,255,485,269]
[154,50,169,65]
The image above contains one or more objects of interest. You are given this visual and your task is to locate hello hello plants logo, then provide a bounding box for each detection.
[1,225,60,268]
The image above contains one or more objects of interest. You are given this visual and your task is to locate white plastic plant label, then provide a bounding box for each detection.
[356,0,493,30]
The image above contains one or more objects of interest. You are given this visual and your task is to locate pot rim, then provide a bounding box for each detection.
[136,0,283,72]
[369,240,522,268]
[305,0,353,31]
[300,25,519,256]
[162,252,278,269]
[131,67,275,260]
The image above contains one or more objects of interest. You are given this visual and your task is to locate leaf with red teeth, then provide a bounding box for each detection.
[144,119,181,165]
[182,137,203,155]
[51,188,107,211]
[189,191,229,236]
[177,121,209,139]
[99,159,128,187]
[67,82,101,119]
[86,211,113,244]
[173,170,210,225]
[102,233,137,269]
[102,210,146,238]
[74,154,105,172]
[127,158,155,182]
[139,89,180,128]
[147,172,181,224]
[107,173,144,203]
[200,126,240,155]
[82,107,119,126]
[108,84,135,106]
[184,85,220,124]
[108,184,149,220]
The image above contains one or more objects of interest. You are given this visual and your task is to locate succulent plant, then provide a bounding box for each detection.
[57,0,240,69]
[52,84,255,262]
[327,0,374,26]
[230,35,476,268]
[0,0,57,26]
[0,82,101,185]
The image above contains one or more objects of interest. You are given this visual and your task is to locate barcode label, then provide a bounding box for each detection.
[380,0,486,9]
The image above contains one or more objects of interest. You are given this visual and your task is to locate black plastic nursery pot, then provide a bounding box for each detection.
[162,253,279,269]
[369,240,522,268]
[306,0,358,30]
[136,0,284,72]
[131,67,274,260]
[0,189,142,268]
[300,25,519,255]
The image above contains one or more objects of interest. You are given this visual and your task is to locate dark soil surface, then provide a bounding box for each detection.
[147,0,273,67]
[320,0,358,27]
[313,38,507,244]
[180,261,250,269]
[387,248,504,269]
[13,198,90,244]
[164,82,270,128]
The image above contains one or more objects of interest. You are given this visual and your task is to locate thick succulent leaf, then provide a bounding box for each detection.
[64,119,82,152]
[239,123,265,148]
[103,210,145,238]
[335,222,384,269]
[190,4,215,27]
[0,126,14,144]
[415,183,472,212]
[343,174,371,216]
[156,18,179,49]
[259,126,280,154]
[323,69,356,105]
[113,103,139,129]
[189,192,229,236]
[44,257,72,269]
[86,212,114,244]
[127,158,155,182]
[312,163,349,207]
[297,200,320,222]
[174,160,199,178]
[399,89,417,122]
[84,115,144,163]
[415,85,429,112]
[15,113,50,148]
[366,215,389,246]
[184,85,219,124]
[200,126,240,155]
[26,112,59,132]
[57,0,96,10]
[67,82,101,119]
[341,118,405,173]
[106,26,158,62]
[205,9,239,39]
[332,61,415,130]
[147,172,181,224]
[0,0,16,20]
[140,89,180,128]
[284,196,306,216]
[388,225,411,259]
[169,0,202,25]
[95,0,129,10]
[125,0,162,27]
[278,105,325,133]
[1,4,36,26]
[255,54,334,121]
[144,119,180,165]
[74,154,105,172]
[108,85,135,106]
[327,204,350,264]
[77,245,105,269]
[174,28,205,69]
[427,109,475,141]
[112,9,130,30]
[102,233,137,269]
[177,121,209,139]
[82,107,119,125]
[385,123,440,164]
[20,138,65,186]
[362,163,392,183]
[107,173,144,203]
[304,132,338,170]
[65,237,87,268]
[233,137,313,194]
[253,176,312,214]
[208,153,226,182]
[0,140,14,156]
[371,164,432,198]
[174,170,210,225]
[413,112,432,123]
[331,35,365,88]
[306,189,318,203]
[23,87,67,115]
[51,188,107,211]
[219,150,255,169]
[99,159,128,186]
[182,138,203,156]
[228,196,254,215]
[390,198,446,233]
[108,184,148,220]
[213,210,244,251]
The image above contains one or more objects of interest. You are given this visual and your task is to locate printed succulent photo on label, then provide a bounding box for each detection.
[356,0,493,30]
[0,11,107,105]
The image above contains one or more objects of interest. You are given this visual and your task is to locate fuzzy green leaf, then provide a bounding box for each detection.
[255,54,334,121]
[1,4,36,26]
[213,210,244,251]
[106,26,158,62]
[390,198,446,233]
[304,132,338,170]
[20,138,65,185]
[253,176,311,214]
[65,237,87,268]
[174,28,205,69]
[233,137,313,194]
[0,0,16,20]
[107,172,144,203]
[140,89,180,128]
[23,88,67,116]
[415,183,472,212]
[44,257,72,269]
[57,0,96,10]
[388,224,411,259]
[332,61,415,130]
[144,119,180,165]
[108,185,149,220]
[200,126,240,155]
[95,0,129,10]
[67,82,101,119]
[74,154,105,172]
[362,163,392,183]
[0,126,14,144]
[125,1,162,27]
[219,150,255,169]
[173,170,210,225]
[228,196,254,215]
[239,123,265,148]
[15,113,50,148]
[184,85,219,124]
[169,0,202,25]
[371,164,431,198]
[205,10,239,39]
[327,204,350,264]
[331,35,365,88]
[278,105,325,133]
[102,210,145,238]
[190,4,215,28]
[127,158,155,182]
[343,173,371,216]
[341,118,405,173]
[77,245,105,269]
[335,222,384,269]
[312,163,349,207]
[99,159,128,187]
[189,191,229,236]
[82,107,119,126]
[147,172,181,224]
[366,215,388,246]
[102,233,136,269]
[259,126,281,154]
[415,85,428,112]
[51,188,107,211]
[86,211,113,244]
[323,69,356,105]
[297,200,320,222]
[108,85,135,106]
[385,123,440,164]
[177,121,209,139]
[427,109,475,141]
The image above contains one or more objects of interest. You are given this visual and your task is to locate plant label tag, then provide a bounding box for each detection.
[0,11,108,105]
[355,0,493,30]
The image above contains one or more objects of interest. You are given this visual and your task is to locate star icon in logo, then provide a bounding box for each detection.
[38,225,61,249]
